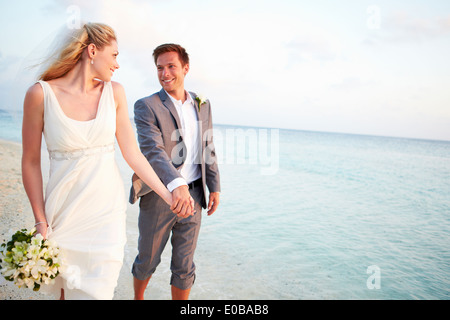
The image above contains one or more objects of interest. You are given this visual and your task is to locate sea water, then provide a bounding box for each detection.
[1,109,449,299]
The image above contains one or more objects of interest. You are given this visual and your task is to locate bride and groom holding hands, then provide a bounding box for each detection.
[21,23,220,300]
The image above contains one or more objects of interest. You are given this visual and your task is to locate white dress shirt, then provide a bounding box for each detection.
[166,90,202,192]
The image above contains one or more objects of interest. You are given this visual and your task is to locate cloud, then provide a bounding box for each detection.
[0,52,21,72]
[364,11,450,45]
[2,0,449,140]
[286,33,342,63]
[0,51,34,111]
[388,11,450,39]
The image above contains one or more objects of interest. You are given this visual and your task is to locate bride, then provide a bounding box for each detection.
[21,22,194,300]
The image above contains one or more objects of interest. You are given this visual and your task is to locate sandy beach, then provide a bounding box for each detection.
[0,139,136,300]
[0,139,50,299]
[0,138,208,300]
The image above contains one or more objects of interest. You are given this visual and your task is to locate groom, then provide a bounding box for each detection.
[129,43,221,300]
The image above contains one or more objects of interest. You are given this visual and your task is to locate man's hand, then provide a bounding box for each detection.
[170,185,195,218]
[207,192,220,216]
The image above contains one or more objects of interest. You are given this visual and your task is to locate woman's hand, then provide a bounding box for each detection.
[35,222,48,239]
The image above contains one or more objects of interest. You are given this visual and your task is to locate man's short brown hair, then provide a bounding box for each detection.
[153,43,189,66]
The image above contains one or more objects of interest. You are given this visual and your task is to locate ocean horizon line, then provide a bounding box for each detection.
[1,107,449,144]
[213,122,450,144]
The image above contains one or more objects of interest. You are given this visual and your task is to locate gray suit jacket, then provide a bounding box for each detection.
[129,89,220,209]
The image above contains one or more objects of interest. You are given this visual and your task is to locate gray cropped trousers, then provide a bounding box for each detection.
[131,183,203,290]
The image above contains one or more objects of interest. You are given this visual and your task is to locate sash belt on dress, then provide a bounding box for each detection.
[48,143,115,161]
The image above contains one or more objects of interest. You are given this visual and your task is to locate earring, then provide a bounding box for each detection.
[91,59,94,65]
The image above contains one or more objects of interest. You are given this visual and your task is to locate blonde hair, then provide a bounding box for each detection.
[39,23,116,81]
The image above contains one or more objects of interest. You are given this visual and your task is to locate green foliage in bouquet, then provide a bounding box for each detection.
[0,228,61,291]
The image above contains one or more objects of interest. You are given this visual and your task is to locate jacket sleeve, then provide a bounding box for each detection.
[203,101,221,193]
[134,97,182,187]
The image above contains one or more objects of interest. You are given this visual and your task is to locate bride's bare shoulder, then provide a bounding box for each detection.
[111,81,126,100]
[25,82,44,104]
[111,81,124,91]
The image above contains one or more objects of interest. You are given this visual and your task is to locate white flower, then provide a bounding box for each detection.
[24,277,35,289]
[40,247,50,260]
[198,94,206,103]
[12,246,26,263]
[2,267,15,278]
[31,234,44,246]
[30,259,48,279]
[0,228,62,291]
[42,275,55,285]
[44,239,57,248]
[195,94,207,112]
[20,265,31,278]
[27,245,41,259]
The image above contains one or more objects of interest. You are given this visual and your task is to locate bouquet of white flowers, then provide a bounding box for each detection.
[0,228,62,291]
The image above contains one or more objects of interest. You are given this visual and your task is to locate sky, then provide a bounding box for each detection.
[1,0,450,141]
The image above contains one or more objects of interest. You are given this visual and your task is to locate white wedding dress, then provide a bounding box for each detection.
[37,80,126,299]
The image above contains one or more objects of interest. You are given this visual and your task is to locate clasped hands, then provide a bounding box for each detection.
[170,185,195,218]
[170,185,220,218]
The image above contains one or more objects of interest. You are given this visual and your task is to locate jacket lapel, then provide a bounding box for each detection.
[159,89,206,157]
[189,92,206,149]
[158,89,183,134]
[190,91,201,121]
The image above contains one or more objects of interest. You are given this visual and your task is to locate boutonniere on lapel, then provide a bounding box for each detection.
[195,94,207,112]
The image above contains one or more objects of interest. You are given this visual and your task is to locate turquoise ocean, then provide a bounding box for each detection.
[1,108,449,299]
